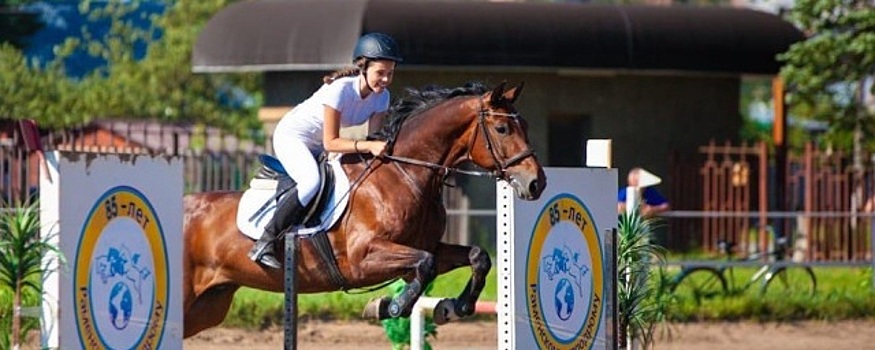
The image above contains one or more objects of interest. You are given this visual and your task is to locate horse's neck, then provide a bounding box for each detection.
[384,99,473,196]
[392,100,472,168]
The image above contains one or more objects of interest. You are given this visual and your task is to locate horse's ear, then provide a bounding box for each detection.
[503,82,525,103]
[490,81,508,105]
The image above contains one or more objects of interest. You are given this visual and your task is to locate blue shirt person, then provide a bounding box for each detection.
[617,167,670,217]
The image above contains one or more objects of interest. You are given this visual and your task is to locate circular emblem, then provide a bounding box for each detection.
[74,186,169,349]
[526,194,604,349]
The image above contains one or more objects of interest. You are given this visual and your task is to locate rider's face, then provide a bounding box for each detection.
[363,60,396,94]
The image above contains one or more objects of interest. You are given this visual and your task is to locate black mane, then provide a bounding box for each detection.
[371,82,489,142]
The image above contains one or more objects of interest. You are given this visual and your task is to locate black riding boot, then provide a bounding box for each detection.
[248,191,305,269]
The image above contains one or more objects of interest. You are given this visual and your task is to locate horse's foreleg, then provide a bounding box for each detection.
[432,243,491,324]
[183,284,240,338]
[357,241,436,320]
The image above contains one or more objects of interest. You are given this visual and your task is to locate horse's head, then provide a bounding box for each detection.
[376,81,545,200]
[467,82,546,200]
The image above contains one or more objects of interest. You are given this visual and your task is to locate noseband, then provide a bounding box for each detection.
[381,102,536,181]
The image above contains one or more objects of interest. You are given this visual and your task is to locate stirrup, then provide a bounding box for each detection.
[248,241,282,269]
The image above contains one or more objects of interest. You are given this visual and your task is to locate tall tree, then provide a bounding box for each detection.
[779,0,875,213]
[778,0,875,157]
[73,0,262,132]
[0,0,262,134]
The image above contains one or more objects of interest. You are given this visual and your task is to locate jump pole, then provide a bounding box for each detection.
[284,231,298,349]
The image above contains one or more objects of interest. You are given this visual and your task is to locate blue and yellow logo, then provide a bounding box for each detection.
[74,186,169,349]
[526,194,604,350]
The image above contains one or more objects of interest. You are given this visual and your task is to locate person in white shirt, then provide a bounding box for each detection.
[249,33,402,268]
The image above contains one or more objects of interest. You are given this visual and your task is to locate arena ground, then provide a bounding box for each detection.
[183,319,875,349]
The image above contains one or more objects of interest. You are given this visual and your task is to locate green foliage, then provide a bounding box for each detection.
[0,197,62,348]
[666,267,875,322]
[0,0,263,134]
[225,267,495,330]
[617,208,669,348]
[778,0,875,150]
[0,198,55,298]
[738,78,815,150]
[0,43,88,126]
[223,265,875,339]
[380,280,437,350]
[0,288,42,349]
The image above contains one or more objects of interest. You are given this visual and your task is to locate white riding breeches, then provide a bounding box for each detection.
[273,136,320,206]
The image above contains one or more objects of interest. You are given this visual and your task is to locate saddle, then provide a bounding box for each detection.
[236,154,350,240]
[250,153,335,229]
[238,154,351,289]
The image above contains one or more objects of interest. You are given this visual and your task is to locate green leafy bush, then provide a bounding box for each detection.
[0,198,62,348]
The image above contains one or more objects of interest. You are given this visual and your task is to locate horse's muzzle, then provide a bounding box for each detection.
[507,170,545,201]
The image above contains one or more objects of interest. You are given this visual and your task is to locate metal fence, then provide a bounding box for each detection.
[666,140,875,263]
[0,120,267,204]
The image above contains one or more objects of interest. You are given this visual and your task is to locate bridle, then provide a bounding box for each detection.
[472,106,536,177]
[381,100,536,180]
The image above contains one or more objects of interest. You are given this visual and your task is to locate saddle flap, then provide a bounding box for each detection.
[302,160,335,227]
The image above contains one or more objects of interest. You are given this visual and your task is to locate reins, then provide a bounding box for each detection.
[381,154,496,178]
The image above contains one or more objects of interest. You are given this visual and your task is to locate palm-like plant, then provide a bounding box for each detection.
[617,208,668,349]
[0,197,60,349]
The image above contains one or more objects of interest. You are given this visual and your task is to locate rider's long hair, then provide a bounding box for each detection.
[322,58,368,84]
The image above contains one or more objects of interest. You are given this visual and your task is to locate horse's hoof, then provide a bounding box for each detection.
[362,296,391,320]
[433,298,459,325]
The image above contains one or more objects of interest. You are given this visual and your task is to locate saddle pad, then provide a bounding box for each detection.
[236,159,350,240]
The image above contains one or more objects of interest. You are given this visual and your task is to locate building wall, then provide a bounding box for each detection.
[263,70,741,210]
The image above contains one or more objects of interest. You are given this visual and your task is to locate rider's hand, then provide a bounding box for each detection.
[367,141,387,156]
[355,140,386,156]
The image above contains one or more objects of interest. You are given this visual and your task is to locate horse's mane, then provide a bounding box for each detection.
[372,82,489,143]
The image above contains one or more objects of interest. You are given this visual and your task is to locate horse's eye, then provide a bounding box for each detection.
[495,124,509,135]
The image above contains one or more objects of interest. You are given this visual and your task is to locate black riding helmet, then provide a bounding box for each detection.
[353,33,403,63]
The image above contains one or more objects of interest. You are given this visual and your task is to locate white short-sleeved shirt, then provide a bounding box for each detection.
[275,75,390,151]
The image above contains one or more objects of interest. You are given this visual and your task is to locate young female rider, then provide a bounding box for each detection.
[249,33,402,268]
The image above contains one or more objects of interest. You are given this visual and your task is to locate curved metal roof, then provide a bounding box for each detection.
[192,0,803,75]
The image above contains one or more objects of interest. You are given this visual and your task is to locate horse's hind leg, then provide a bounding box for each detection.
[183,284,240,338]
[359,241,437,320]
[432,243,491,324]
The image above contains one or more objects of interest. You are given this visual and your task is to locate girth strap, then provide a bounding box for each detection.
[304,232,348,291]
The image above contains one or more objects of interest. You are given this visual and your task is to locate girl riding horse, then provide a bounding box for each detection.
[249,33,402,268]
[183,79,546,337]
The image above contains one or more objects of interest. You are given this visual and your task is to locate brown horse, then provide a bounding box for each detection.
[182,82,546,337]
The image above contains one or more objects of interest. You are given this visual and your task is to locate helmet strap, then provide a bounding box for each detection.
[361,61,375,94]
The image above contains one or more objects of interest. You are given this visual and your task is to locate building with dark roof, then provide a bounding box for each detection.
[193,0,804,199]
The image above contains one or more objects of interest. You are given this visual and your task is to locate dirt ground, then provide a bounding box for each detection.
[183,319,875,350]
